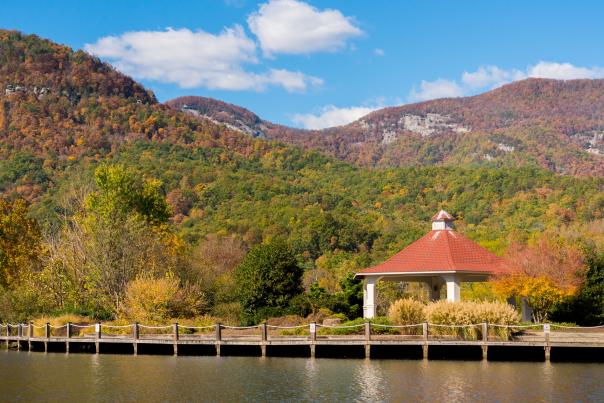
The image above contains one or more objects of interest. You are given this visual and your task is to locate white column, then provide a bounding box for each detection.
[363,277,377,318]
[442,274,461,302]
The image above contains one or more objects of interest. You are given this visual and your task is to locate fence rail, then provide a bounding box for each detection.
[2,321,603,360]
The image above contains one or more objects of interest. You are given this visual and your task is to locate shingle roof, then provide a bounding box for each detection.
[359,229,508,275]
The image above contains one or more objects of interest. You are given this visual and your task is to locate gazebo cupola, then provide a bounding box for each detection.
[431,209,455,230]
[356,210,509,318]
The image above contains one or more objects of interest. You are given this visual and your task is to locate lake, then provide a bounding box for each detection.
[1,350,603,402]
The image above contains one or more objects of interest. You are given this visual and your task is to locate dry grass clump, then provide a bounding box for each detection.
[425,300,519,340]
[388,298,426,335]
[385,299,520,340]
[31,314,92,337]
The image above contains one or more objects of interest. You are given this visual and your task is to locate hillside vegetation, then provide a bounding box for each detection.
[0,30,603,325]
[170,79,604,176]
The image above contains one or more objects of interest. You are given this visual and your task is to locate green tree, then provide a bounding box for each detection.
[235,240,303,324]
[334,272,364,319]
[86,164,171,225]
[573,251,604,325]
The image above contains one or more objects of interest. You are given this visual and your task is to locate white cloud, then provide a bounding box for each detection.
[374,48,385,56]
[412,61,604,102]
[527,61,604,80]
[462,66,524,89]
[248,0,363,56]
[266,68,323,92]
[85,27,321,92]
[408,79,464,102]
[292,105,378,129]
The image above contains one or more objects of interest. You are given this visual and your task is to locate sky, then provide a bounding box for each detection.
[2,0,604,129]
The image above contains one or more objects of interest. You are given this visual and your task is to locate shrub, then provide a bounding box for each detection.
[122,275,179,323]
[388,298,426,325]
[424,300,519,340]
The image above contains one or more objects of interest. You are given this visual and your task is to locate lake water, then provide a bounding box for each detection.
[1,350,603,402]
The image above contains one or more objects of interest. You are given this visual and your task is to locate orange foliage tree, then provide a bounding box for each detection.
[493,237,586,322]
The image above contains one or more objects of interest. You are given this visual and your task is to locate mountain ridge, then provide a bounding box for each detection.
[167,78,604,176]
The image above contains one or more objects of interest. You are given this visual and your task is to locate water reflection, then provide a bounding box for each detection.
[353,359,385,401]
[0,351,602,402]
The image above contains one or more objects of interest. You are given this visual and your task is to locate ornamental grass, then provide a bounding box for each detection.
[387,299,520,340]
[387,298,426,335]
[425,300,519,340]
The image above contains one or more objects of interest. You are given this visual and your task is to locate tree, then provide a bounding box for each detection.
[571,250,604,325]
[43,166,180,317]
[86,164,171,225]
[334,272,364,319]
[186,234,246,310]
[504,238,586,292]
[494,274,571,322]
[493,236,587,322]
[235,240,303,324]
[0,199,42,288]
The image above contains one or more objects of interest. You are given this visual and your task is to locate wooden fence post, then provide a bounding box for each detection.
[173,323,179,356]
[364,321,371,359]
[309,322,317,358]
[95,323,101,354]
[66,322,71,354]
[482,322,488,360]
[422,322,429,359]
[260,323,267,357]
[28,321,33,351]
[544,323,551,361]
[133,323,139,355]
[44,323,50,353]
[17,324,22,351]
[215,323,222,357]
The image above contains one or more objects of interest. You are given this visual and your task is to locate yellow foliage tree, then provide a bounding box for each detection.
[492,274,573,322]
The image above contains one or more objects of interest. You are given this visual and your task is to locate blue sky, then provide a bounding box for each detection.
[2,0,604,128]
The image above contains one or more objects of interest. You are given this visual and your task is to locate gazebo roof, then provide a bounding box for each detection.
[358,211,508,276]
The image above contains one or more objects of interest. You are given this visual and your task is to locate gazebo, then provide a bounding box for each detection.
[356,210,509,318]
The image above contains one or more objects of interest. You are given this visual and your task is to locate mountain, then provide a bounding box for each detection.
[167,79,604,176]
[0,30,273,202]
[1,29,603,260]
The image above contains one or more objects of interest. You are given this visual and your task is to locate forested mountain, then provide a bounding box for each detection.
[0,29,602,249]
[0,30,285,203]
[169,79,604,176]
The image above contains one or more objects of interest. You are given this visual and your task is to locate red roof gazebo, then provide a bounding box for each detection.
[356,210,509,318]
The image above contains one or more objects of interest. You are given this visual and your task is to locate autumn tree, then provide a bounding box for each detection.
[44,165,179,317]
[0,198,42,288]
[493,237,587,322]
